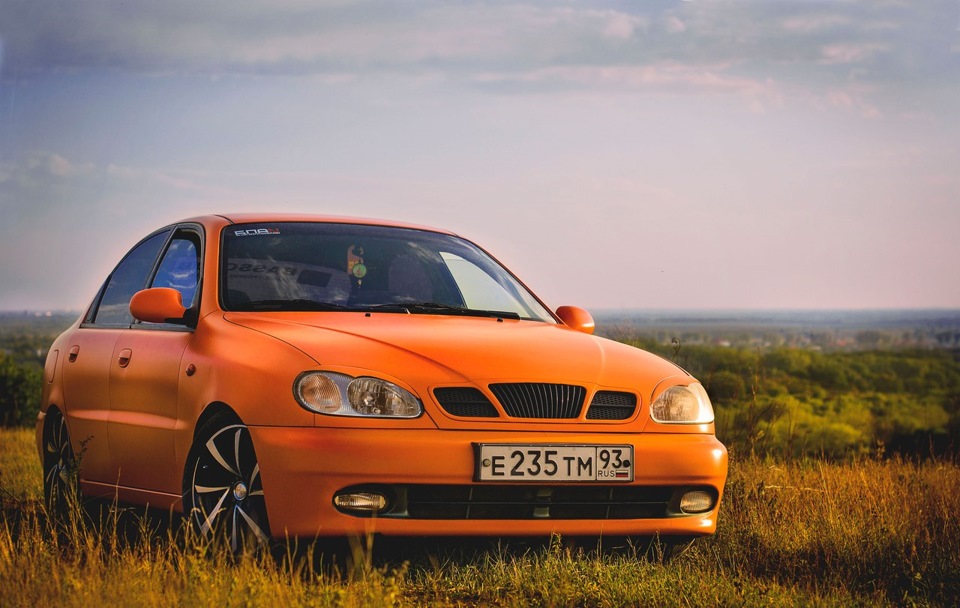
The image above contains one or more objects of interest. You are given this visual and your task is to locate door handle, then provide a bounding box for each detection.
[118,348,133,368]
[68,345,80,362]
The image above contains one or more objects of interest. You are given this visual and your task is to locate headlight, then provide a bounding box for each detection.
[650,382,715,424]
[295,372,422,418]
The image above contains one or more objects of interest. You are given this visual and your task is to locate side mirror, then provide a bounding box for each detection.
[555,306,595,335]
[130,288,188,324]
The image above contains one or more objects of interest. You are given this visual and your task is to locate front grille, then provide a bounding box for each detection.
[434,387,499,418]
[586,391,638,420]
[489,383,586,419]
[401,485,673,520]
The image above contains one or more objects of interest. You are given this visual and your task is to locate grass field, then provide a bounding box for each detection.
[2,426,959,607]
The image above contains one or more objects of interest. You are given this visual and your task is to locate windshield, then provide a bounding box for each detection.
[220,222,555,322]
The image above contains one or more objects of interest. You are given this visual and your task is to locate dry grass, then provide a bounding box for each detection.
[2,426,959,606]
[1,426,41,500]
[716,457,960,604]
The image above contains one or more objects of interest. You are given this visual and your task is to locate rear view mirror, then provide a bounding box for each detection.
[130,288,188,324]
[556,306,595,335]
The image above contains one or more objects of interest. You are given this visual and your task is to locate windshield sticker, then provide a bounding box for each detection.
[234,228,281,237]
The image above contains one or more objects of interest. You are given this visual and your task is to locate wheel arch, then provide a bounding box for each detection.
[177,401,242,504]
[192,401,243,440]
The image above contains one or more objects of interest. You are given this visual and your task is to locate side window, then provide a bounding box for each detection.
[152,235,200,308]
[93,230,171,325]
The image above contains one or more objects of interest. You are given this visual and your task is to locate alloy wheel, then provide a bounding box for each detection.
[186,420,270,553]
[43,409,77,517]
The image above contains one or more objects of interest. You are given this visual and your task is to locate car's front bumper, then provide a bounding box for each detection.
[249,426,727,538]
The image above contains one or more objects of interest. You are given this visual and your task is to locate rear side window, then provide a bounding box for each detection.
[93,230,170,325]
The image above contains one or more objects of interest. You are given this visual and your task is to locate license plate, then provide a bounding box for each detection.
[474,444,634,482]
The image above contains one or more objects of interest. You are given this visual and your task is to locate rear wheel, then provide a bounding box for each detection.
[42,408,78,518]
[183,414,271,553]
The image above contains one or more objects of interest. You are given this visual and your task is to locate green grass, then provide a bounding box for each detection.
[2,426,959,606]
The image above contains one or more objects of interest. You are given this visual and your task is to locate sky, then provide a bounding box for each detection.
[1,0,959,312]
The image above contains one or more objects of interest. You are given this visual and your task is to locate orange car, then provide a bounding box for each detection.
[38,214,727,551]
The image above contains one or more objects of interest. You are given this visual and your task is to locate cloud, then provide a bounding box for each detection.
[602,12,643,40]
[471,62,785,110]
[781,13,853,33]
[0,152,94,199]
[1,153,103,224]
[104,164,218,193]
[1,3,647,73]
[820,88,882,118]
[2,1,954,84]
[0,0,951,125]
[663,16,687,35]
[819,43,887,65]
[42,153,95,178]
[0,153,118,309]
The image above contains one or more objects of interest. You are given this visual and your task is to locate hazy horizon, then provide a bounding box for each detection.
[4,305,959,315]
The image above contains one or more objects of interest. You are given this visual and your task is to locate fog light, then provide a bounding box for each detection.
[679,490,714,514]
[334,492,388,514]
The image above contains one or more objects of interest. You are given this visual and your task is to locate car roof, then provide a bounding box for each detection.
[180,213,457,236]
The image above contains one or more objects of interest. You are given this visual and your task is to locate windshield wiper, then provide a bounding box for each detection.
[363,302,522,319]
[235,299,523,319]
[236,299,351,312]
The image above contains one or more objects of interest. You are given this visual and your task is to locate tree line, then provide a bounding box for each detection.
[628,338,960,459]
[2,320,959,459]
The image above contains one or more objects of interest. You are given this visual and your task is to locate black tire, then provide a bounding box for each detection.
[42,408,78,519]
[183,413,271,553]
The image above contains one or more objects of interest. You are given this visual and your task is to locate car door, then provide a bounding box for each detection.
[61,229,172,486]
[108,228,202,495]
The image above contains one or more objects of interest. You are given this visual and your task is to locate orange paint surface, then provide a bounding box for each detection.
[39,214,727,542]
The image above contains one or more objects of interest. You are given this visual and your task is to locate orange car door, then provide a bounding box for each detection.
[107,231,201,496]
[108,329,191,494]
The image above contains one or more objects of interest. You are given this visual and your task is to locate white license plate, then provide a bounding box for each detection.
[475,444,634,482]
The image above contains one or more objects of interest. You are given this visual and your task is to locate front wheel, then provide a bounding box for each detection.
[183,414,271,553]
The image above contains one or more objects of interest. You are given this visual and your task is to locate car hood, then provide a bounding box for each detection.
[222,312,686,392]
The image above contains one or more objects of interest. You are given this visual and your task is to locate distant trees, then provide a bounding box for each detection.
[0,314,70,427]
[0,353,41,427]
[627,338,960,459]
